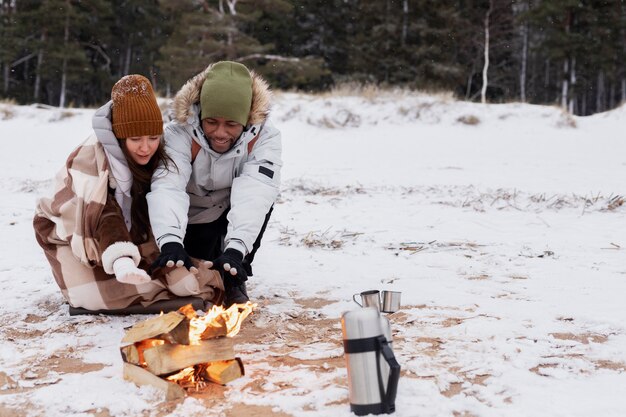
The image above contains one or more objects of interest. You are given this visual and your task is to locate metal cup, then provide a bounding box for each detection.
[381,291,401,313]
[353,290,381,311]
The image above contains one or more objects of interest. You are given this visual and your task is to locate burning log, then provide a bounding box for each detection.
[120,302,255,398]
[143,338,235,376]
[201,359,245,385]
[199,315,228,339]
[121,339,166,366]
[123,362,185,401]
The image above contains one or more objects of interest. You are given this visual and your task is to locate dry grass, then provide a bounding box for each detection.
[278,226,363,249]
[384,240,484,255]
[58,111,75,120]
[555,108,578,128]
[324,82,405,101]
[0,99,16,120]
[0,106,14,120]
[0,97,17,105]
[457,115,480,125]
[604,195,624,211]
[283,183,367,196]
[312,108,361,128]
[315,82,455,103]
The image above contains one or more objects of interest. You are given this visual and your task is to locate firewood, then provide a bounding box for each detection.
[122,311,189,345]
[121,339,167,365]
[143,338,235,375]
[121,311,185,343]
[177,304,197,319]
[123,362,185,401]
[199,315,228,339]
[120,344,140,365]
[201,358,244,385]
[160,318,190,345]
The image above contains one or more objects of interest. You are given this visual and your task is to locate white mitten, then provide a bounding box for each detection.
[113,257,151,285]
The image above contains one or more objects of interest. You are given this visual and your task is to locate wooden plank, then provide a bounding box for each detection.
[202,358,244,385]
[123,362,185,401]
[121,311,186,344]
[143,338,235,376]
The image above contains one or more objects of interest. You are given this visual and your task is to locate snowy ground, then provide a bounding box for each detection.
[0,92,625,417]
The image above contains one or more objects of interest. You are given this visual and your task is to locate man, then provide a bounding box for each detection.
[147,61,282,306]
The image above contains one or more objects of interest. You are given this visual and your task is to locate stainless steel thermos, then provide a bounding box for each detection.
[341,307,400,415]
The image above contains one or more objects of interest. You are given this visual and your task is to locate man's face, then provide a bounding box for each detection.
[201,117,244,153]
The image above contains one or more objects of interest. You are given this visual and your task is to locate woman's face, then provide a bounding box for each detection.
[124,135,161,165]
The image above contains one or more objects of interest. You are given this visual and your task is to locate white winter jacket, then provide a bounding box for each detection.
[147,64,282,256]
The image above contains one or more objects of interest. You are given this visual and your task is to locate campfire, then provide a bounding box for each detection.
[120,302,255,400]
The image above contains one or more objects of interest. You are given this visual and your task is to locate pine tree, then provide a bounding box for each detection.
[0,0,19,96]
[156,0,263,93]
[242,0,330,90]
[109,0,170,85]
[9,0,112,106]
[582,0,626,112]
[525,0,590,111]
[286,0,356,82]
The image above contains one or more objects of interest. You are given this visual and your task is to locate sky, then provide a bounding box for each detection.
[0,92,625,417]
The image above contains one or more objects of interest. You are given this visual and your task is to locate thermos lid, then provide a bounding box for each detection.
[341,307,383,340]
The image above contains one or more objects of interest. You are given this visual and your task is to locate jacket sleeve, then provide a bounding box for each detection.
[146,122,194,249]
[97,192,141,274]
[226,120,282,255]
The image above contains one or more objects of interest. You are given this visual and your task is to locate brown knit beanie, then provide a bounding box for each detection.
[111,74,163,139]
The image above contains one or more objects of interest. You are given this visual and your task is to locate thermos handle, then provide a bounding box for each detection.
[379,337,401,412]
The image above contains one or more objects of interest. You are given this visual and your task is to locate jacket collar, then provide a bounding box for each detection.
[92,101,132,196]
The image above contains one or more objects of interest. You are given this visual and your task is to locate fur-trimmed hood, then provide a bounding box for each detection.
[172,63,272,126]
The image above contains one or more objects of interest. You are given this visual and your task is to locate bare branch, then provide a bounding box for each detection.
[10,52,37,68]
[236,54,301,63]
[83,43,111,68]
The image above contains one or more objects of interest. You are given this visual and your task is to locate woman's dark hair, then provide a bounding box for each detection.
[119,138,176,242]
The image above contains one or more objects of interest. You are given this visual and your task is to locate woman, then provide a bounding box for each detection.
[34,75,223,312]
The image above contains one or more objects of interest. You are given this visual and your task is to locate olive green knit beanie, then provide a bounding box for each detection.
[111,74,163,139]
[200,61,253,126]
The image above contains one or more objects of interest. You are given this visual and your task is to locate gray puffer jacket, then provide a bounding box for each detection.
[147,64,282,256]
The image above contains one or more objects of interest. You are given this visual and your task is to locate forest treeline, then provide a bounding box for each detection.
[1,0,624,115]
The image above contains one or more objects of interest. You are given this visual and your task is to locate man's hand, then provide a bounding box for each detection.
[206,249,248,286]
[150,242,196,273]
[113,257,151,285]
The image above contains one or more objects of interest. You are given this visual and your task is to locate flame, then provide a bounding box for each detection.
[188,301,256,344]
[165,365,204,389]
[166,366,194,382]
[166,363,222,390]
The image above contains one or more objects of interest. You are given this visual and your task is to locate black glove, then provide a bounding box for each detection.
[150,242,194,272]
[207,249,248,286]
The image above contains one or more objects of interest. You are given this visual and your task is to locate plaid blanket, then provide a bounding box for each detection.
[34,135,222,310]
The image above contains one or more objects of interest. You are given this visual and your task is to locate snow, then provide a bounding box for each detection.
[0,94,625,417]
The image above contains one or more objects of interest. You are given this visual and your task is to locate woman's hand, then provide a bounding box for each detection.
[113,257,151,285]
